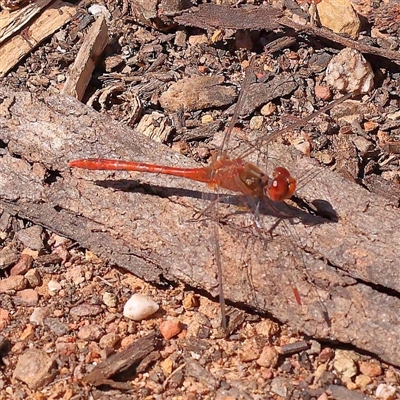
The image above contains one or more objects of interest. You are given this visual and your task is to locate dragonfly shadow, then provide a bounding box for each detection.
[94,179,338,228]
[94,179,209,200]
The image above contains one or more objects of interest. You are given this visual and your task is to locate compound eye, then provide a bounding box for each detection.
[267,167,297,201]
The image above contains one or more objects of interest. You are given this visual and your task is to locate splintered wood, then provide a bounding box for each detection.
[0,0,76,77]
[0,0,52,45]
[82,332,162,387]
[62,16,108,101]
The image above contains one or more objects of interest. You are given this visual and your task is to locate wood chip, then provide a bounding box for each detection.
[174,3,282,31]
[62,16,108,101]
[0,0,76,77]
[0,0,53,45]
[82,332,162,386]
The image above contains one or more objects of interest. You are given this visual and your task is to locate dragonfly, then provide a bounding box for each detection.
[69,59,352,328]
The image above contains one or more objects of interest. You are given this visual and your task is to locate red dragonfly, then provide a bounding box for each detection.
[69,60,351,327]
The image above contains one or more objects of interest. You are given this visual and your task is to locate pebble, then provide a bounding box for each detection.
[364,121,379,132]
[123,294,159,321]
[160,357,173,375]
[254,319,279,338]
[270,377,288,398]
[314,151,334,165]
[0,275,27,293]
[359,360,382,377]
[188,34,208,46]
[314,85,332,101]
[13,348,56,390]
[88,3,111,19]
[159,319,183,340]
[10,254,33,275]
[102,292,117,308]
[30,307,50,326]
[15,225,44,250]
[25,268,41,287]
[325,48,374,94]
[249,116,264,130]
[182,292,199,310]
[70,304,103,318]
[333,351,358,380]
[22,248,39,259]
[47,280,61,294]
[14,289,39,306]
[20,324,34,340]
[318,347,335,363]
[77,324,104,341]
[355,374,372,388]
[174,30,186,48]
[256,345,279,368]
[260,102,276,117]
[376,384,396,400]
[65,266,85,285]
[201,114,214,124]
[0,246,19,269]
[316,0,360,38]
[44,318,69,336]
[308,340,322,355]
[55,339,78,357]
[239,339,261,362]
[99,333,120,349]
[120,335,135,348]
[0,308,10,330]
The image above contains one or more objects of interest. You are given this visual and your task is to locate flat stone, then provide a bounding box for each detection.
[70,304,103,318]
[15,225,44,251]
[77,324,104,341]
[13,348,56,390]
[0,246,19,270]
[10,254,33,275]
[0,275,27,293]
[159,76,236,112]
[14,289,39,306]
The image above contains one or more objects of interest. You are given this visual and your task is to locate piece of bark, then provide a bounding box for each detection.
[174,4,400,66]
[62,16,108,101]
[0,0,76,77]
[278,16,400,66]
[130,0,192,30]
[0,88,400,367]
[174,3,282,31]
[0,0,53,45]
[82,332,161,386]
[238,73,298,116]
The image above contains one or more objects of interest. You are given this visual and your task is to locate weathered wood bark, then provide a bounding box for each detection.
[0,88,400,366]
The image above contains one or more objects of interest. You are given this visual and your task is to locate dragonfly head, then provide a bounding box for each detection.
[267,167,297,202]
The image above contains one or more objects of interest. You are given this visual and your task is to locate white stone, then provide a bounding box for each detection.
[325,48,374,94]
[376,384,396,400]
[47,280,61,294]
[88,4,111,19]
[123,294,159,321]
